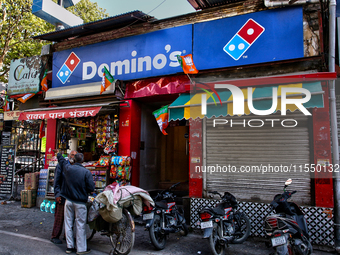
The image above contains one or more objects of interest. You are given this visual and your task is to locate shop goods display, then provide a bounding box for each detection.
[110,156,132,186]
[21,190,37,208]
[37,169,48,197]
[24,172,39,190]
[50,201,56,214]
[40,200,46,211]
[45,200,51,213]
[95,114,116,148]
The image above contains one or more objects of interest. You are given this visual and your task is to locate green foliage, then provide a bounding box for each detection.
[0,0,109,83]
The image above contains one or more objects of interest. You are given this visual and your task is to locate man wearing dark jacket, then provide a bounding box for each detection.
[55,150,95,255]
[50,150,77,245]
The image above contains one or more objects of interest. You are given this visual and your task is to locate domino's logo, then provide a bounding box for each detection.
[223,19,265,61]
[57,52,80,84]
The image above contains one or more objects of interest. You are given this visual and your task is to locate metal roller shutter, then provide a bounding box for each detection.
[205,112,312,205]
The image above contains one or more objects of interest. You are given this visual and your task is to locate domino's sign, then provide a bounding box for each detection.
[57,52,80,84]
[52,25,192,88]
[193,6,304,70]
[52,7,304,88]
[223,19,265,61]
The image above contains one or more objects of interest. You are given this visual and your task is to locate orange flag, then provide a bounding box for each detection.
[101,66,115,94]
[18,93,35,103]
[177,54,198,74]
[41,69,48,92]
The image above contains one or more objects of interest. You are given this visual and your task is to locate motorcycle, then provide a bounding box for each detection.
[142,182,188,250]
[198,191,251,255]
[264,179,312,255]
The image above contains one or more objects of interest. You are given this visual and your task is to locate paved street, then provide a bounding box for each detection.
[0,201,337,255]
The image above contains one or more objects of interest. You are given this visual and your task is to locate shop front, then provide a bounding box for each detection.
[167,74,335,247]
[125,75,191,195]
[17,101,137,202]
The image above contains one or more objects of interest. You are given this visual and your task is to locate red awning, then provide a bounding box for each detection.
[125,75,190,99]
[18,106,102,120]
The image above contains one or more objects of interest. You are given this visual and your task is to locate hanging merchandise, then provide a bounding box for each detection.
[110,156,132,186]
[96,114,111,148]
[96,155,111,167]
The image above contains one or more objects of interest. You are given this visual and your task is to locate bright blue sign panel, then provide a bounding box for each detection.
[193,6,304,70]
[52,25,192,88]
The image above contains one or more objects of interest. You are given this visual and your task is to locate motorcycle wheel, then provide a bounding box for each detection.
[109,209,135,255]
[180,222,189,236]
[85,224,96,241]
[231,212,251,244]
[149,214,166,250]
[209,222,226,255]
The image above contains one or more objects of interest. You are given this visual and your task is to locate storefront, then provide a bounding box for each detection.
[169,79,332,206]
[26,0,335,246]
[17,101,135,198]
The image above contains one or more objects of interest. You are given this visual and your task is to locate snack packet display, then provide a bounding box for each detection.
[96,155,110,166]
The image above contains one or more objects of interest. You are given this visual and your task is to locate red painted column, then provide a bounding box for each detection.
[118,100,141,187]
[189,118,203,197]
[44,119,57,169]
[313,83,334,207]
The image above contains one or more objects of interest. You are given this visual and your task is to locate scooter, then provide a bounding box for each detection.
[198,191,251,255]
[264,179,312,255]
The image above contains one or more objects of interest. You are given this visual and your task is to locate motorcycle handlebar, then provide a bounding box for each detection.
[170,182,181,190]
[208,191,222,197]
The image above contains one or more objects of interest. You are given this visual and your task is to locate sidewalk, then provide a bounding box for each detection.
[0,200,336,255]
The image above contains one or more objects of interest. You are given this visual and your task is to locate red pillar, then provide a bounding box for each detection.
[313,83,334,207]
[189,118,203,197]
[118,100,141,187]
[44,119,57,169]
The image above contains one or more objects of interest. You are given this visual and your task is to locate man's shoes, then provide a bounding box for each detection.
[51,238,62,244]
[76,249,91,254]
[66,247,77,254]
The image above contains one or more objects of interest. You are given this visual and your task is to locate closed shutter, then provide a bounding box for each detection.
[205,112,312,205]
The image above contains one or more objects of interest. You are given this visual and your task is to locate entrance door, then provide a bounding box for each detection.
[160,124,189,190]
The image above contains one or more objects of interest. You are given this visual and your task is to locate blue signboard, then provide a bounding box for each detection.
[52,25,193,88]
[193,6,304,70]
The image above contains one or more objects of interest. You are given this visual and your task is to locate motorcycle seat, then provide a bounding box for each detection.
[155,201,169,209]
[212,207,225,215]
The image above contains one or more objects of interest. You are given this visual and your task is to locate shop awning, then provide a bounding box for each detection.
[125,75,190,99]
[168,82,324,120]
[18,105,103,120]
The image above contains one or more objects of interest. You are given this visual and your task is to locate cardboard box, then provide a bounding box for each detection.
[24,172,39,190]
[21,190,37,208]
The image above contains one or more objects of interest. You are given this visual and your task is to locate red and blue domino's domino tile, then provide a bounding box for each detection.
[223,19,265,61]
[57,52,80,84]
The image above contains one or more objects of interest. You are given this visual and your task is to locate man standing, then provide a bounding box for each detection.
[50,150,77,245]
[54,150,95,255]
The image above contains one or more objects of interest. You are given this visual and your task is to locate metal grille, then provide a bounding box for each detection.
[190,198,334,247]
[11,120,44,174]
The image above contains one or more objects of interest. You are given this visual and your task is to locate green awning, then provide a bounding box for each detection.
[169,82,324,121]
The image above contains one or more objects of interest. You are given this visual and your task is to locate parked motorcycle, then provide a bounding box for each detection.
[142,182,188,250]
[198,191,251,255]
[264,179,312,255]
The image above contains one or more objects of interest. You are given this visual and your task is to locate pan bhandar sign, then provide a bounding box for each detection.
[8,56,42,95]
